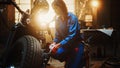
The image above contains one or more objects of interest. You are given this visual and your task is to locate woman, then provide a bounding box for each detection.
[49,0,84,68]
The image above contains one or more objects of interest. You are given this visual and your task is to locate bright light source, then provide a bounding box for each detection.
[40,23,47,27]
[49,21,55,28]
[10,66,15,68]
[35,0,55,28]
[35,8,55,23]
[91,0,99,7]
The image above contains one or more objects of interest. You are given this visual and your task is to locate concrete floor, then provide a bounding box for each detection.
[46,58,65,68]
[46,58,104,68]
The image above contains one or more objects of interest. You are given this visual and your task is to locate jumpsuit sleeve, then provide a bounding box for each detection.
[60,17,80,46]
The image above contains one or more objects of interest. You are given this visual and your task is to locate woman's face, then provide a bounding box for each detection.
[53,6,64,16]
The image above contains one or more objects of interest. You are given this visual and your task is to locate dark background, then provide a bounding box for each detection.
[98,0,120,29]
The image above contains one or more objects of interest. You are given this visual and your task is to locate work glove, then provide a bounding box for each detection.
[49,43,61,54]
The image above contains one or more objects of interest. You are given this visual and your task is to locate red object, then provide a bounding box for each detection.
[75,48,79,52]
[51,43,61,54]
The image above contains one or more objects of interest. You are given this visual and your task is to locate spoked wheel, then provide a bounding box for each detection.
[7,35,43,68]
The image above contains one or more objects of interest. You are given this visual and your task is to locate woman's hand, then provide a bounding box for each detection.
[51,43,61,54]
[49,43,61,54]
[49,42,56,50]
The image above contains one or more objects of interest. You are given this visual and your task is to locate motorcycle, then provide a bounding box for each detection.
[0,0,51,68]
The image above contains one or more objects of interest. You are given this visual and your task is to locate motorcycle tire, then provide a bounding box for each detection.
[8,35,43,68]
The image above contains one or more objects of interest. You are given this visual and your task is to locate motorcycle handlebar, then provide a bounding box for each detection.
[11,1,25,14]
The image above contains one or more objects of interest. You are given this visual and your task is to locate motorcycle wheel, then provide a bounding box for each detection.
[8,35,43,68]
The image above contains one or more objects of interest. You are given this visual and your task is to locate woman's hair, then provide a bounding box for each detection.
[52,0,68,17]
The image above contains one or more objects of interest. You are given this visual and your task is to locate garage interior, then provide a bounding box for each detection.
[0,0,120,68]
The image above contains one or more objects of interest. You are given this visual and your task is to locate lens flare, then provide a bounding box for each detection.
[35,0,55,28]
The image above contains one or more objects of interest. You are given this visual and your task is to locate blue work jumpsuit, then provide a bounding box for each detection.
[53,12,84,68]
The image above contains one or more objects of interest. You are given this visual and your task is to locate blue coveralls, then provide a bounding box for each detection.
[53,12,84,68]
